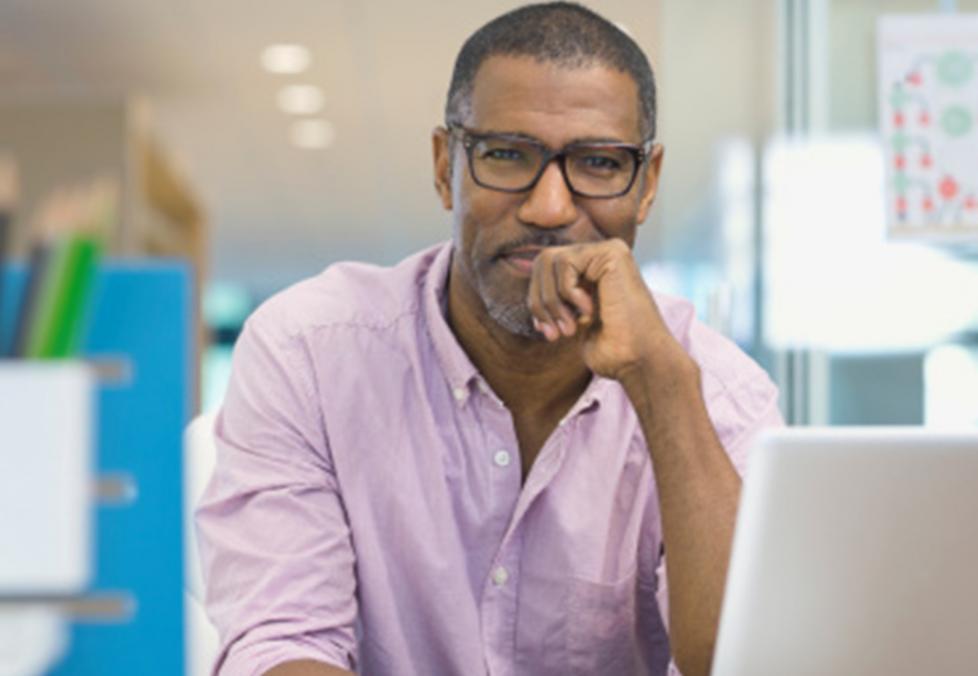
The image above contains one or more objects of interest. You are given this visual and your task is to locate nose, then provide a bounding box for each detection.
[516,160,577,229]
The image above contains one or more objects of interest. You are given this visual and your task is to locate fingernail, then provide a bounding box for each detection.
[544,323,559,341]
[558,318,573,336]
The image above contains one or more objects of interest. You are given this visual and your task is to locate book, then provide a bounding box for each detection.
[24,235,101,358]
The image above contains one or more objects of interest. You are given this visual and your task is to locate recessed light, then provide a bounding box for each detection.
[277,85,325,115]
[261,44,311,74]
[291,119,335,149]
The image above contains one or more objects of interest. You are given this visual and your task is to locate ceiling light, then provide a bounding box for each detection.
[290,119,335,149]
[261,44,311,74]
[277,84,325,115]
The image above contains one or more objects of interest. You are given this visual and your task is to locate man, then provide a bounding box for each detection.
[196,3,783,676]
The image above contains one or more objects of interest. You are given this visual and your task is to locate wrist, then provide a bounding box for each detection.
[619,341,700,404]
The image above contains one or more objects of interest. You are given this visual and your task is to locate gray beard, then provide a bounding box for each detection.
[481,286,542,339]
[487,300,536,337]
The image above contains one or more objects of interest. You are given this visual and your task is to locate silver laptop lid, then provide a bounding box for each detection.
[712,427,978,676]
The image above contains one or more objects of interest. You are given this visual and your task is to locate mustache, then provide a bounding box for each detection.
[493,232,573,259]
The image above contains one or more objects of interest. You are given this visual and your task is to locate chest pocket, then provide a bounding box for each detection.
[565,568,640,675]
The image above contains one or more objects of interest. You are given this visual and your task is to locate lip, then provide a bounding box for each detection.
[500,255,535,275]
[498,247,543,276]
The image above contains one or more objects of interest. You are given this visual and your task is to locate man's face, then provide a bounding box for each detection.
[433,55,663,337]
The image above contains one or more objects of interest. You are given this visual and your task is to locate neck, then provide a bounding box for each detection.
[446,257,591,417]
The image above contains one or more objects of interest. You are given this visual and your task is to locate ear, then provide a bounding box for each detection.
[432,126,453,211]
[635,143,664,225]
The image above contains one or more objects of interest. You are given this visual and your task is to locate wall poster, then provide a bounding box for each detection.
[878,15,978,240]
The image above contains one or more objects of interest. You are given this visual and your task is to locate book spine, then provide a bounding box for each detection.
[11,246,51,357]
[24,241,72,359]
[46,238,101,358]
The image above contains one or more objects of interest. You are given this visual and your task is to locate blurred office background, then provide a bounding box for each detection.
[2,0,977,674]
[3,0,978,424]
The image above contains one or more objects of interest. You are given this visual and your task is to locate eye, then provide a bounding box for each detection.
[481,147,525,162]
[581,154,622,171]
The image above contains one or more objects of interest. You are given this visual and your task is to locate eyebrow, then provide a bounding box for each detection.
[472,128,634,146]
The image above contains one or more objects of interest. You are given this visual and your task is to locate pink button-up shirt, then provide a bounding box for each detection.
[196,242,783,676]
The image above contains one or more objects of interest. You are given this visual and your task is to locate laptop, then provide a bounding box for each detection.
[712,427,978,676]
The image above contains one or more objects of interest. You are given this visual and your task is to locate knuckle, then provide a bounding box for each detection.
[555,252,579,280]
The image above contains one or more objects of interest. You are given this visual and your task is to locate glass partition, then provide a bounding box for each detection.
[772,0,978,425]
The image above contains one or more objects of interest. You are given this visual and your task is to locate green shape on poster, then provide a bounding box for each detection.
[889,85,909,109]
[893,172,909,193]
[891,132,910,152]
[941,106,973,137]
[937,51,973,88]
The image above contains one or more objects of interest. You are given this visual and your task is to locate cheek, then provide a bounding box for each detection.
[455,185,519,253]
[584,202,640,245]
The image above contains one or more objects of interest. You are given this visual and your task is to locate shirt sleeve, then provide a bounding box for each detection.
[195,309,358,676]
[655,381,785,676]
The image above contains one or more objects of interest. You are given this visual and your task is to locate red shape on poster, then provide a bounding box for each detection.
[939,176,959,200]
[896,196,908,212]
[923,197,934,212]
[907,72,922,85]
[895,155,906,170]
[965,196,978,210]
[919,112,930,126]
[921,154,932,168]
[894,112,905,127]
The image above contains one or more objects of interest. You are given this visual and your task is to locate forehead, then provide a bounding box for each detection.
[466,55,642,145]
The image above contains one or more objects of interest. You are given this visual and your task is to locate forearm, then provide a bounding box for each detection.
[265,660,356,676]
[621,348,741,676]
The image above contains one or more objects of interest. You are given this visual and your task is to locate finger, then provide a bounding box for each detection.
[554,255,595,324]
[562,240,639,327]
[578,238,632,284]
[527,253,560,341]
[538,252,579,337]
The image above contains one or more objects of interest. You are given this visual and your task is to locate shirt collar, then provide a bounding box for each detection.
[422,242,480,403]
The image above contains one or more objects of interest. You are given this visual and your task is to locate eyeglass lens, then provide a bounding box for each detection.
[470,136,637,196]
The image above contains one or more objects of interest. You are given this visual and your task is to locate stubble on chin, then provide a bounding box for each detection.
[487,298,538,338]
[476,275,542,340]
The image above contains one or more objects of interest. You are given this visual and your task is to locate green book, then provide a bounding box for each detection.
[25,235,101,359]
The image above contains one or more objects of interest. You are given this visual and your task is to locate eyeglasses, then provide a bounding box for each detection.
[448,124,653,199]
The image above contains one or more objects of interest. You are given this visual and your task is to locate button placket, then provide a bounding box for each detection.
[481,527,524,675]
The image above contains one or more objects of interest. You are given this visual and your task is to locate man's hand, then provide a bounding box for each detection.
[526,238,690,380]
[265,659,355,676]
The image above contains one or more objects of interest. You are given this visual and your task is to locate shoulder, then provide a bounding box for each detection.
[245,243,445,343]
[653,291,780,437]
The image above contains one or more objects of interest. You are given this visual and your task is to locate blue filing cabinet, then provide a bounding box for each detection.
[2,260,192,675]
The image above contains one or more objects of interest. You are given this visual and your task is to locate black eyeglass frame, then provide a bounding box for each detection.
[448,124,655,199]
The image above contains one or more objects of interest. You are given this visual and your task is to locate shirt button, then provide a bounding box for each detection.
[491,565,509,586]
[493,450,511,467]
[452,387,466,401]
